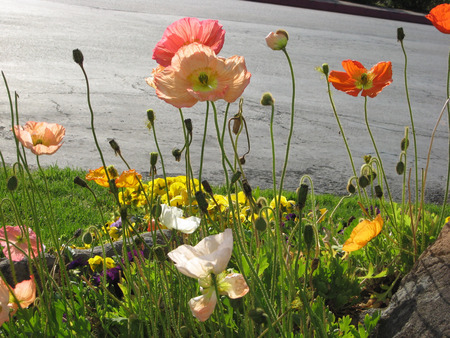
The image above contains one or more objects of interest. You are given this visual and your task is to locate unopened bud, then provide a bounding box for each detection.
[401,138,409,151]
[150,152,158,167]
[201,180,213,195]
[119,206,127,220]
[260,92,275,106]
[7,176,18,191]
[396,161,405,175]
[346,180,356,194]
[109,139,121,156]
[184,119,193,134]
[304,224,315,249]
[265,29,289,50]
[242,179,253,200]
[375,185,383,199]
[72,49,84,66]
[147,109,155,126]
[152,204,162,219]
[321,63,329,76]
[73,228,83,239]
[358,175,370,188]
[239,156,246,165]
[296,184,308,211]
[231,171,241,185]
[74,176,89,189]
[195,191,209,214]
[255,217,267,232]
[311,257,320,273]
[363,155,372,164]
[397,27,405,42]
[82,232,92,245]
[172,148,182,162]
[249,308,268,324]
[232,116,242,134]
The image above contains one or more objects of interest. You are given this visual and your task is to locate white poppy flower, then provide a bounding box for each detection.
[159,204,201,234]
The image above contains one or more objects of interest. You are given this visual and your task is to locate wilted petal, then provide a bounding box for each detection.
[188,290,217,322]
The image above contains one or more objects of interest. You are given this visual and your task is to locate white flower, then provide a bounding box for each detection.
[159,204,201,234]
[168,229,249,321]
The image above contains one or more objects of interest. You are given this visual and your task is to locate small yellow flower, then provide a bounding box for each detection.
[342,214,383,252]
[88,255,103,272]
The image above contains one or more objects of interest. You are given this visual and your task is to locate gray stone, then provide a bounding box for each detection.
[372,224,450,337]
[0,230,172,287]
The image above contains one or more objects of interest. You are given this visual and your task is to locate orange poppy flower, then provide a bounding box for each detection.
[152,17,225,67]
[152,43,251,108]
[85,166,119,188]
[328,60,392,98]
[342,214,383,252]
[14,121,65,155]
[115,169,142,188]
[426,4,450,34]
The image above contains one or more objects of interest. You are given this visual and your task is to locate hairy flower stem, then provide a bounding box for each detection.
[440,49,450,225]
[400,39,420,213]
[198,101,210,184]
[325,79,362,199]
[151,120,170,198]
[364,98,397,229]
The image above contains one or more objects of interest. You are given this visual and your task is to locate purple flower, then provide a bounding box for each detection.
[111,218,122,228]
[67,257,88,270]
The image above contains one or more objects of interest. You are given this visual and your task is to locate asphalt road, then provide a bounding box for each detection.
[1,0,448,202]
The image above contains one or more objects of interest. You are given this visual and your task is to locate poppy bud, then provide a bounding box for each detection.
[363,155,372,164]
[119,206,127,221]
[239,156,246,165]
[7,175,18,191]
[109,139,121,156]
[401,137,409,151]
[358,175,370,188]
[172,148,182,162]
[184,119,193,134]
[311,257,320,273]
[321,63,329,76]
[201,180,213,195]
[74,176,89,189]
[296,184,308,211]
[255,217,267,232]
[397,27,405,42]
[231,171,241,185]
[396,161,405,175]
[73,228,83,239]
[375,185,383,199]
[82,232,92,245]
[232,116,242,135]
[260,92,275,106]
[346,179,356,194]
[152,204,162,219]
[249,308,268,324]
[147,109,155,126]
[72,49,84,66]
[265,29,289,50]
[304,224,315,249]
[242,179,253,200]
[195,191,209,214]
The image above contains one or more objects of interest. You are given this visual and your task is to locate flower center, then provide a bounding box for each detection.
[190,70,218,92]
[356,73,373,90]
[198,73,209,85]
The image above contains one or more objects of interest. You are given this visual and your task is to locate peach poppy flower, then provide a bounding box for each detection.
[168,229,249,321]
[152,17,225,67]
[342,214,383,252]
[0,279,11,325]
[265,29,289,50]
[0,226,39,262]
[145,65,165,89]
[9,276,36,313]
[328,60,392,98]
[426,4,450,34]
[153,43,251,108]
[14,121,65,155]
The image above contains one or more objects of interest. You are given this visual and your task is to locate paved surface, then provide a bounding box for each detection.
[0,0,448,202]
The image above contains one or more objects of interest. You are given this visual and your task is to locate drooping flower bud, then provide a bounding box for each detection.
[195,191,209,214]
[358,175,370,188]
[255,217,267,232]
[242,179,253,200]
[239,156,246,165]
[346,179,356,194]
[401,137,409,151]
[232,116,242,134]
[375,185,383,199]
[184,119,193,134]
[109,139,121,156]
[296,184,308,211]
[265,29,289,50]
[397,27,405,42]
[72,49,84,66]
[7,175,18,191]
[73,228,83,239]
[172,148,182,162]
[201,180,213,195]
[74,176,89,189]
[260,92,275,106]
[396,161,405,175]
[82,232,93,245]
[231,171,241,185]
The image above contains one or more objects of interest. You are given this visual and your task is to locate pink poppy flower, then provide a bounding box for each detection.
[168,229,249,321]
[152,17,225,67]
[0,226,39,262]
[152,43,251,108]
[9,276,36,313]
[0,279,11,325]
[13,121,65,156]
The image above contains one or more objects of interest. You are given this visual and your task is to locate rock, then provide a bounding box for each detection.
[372,224,450,337]
[0,230,172,287]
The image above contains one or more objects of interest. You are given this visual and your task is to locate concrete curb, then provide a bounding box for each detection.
[245,0,430,25]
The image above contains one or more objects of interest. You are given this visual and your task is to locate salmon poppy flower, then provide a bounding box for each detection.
[426,4,450,34]
[0,279,10,325]
[328,60,392,98]
[0,226,40,262]
[14,121,65,155]
[342,214,383,252]
[153,17,225,67]
[9,276,36,313]
[152,43,251,108]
